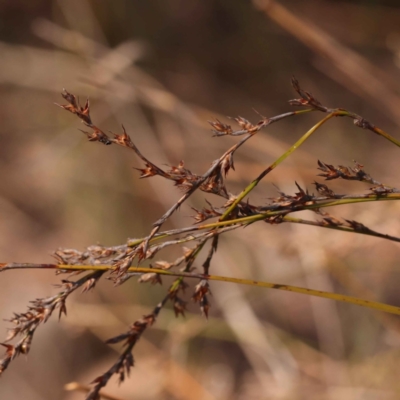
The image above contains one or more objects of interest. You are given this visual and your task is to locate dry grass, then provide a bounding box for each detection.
[1,2,400,400]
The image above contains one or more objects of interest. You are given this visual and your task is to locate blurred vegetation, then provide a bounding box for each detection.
[1,1,400,399]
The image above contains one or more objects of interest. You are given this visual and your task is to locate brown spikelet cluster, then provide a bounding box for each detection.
[1,78,400,399]
[86,297,166,400]
[0,270,104,375]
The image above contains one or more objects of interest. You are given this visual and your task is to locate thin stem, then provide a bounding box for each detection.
[220,112,336,220]
[337,110,400,148]
[145,109,316,252]
[282,216,400,243]
[110,193,400,251]
[5,263,400,316]
[169,237,209,293]
[194,193,400,232]
[302,194,400,210]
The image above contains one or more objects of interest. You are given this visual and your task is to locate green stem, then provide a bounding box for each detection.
[220,113,336,220]
[337,110,400,148]
[282,216,400,243]
[31,263,400,317]
[372,126,400,147]
[169,239,208,293]
[123,194,400,250]
[187,193,400,234]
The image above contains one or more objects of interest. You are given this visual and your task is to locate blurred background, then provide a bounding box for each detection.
[1,0,400,399]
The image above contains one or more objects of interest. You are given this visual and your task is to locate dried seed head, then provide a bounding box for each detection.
[138,273,162,285]
[191,204,222,223]
[208,119,233,136]
[154,261,173,270]
[58,89,92,125]
[113,255,134,275]
[345,219,371,233]
[172,297,187,318]
[113,126,134,147]
[192,280,211,302]
[313,181,335,197]
[289,77,326,111]
[80,128,112,145]
[370,185,393,195]
[220,153,235,176]
[233,116,255,131]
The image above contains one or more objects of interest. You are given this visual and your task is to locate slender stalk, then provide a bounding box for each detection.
[117,193,400,251]
[220,112,336,219]
[337,110,400,148]
[4,263,400,316]
[169,238,208,293]
[301,194,400,210]
[144,110,316,252]
[195,193,400,231]
[282,216,400,243]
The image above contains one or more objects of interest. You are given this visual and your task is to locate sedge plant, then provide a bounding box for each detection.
[1,78,400,399]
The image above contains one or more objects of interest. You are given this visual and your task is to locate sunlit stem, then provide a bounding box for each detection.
[220,112,336,220]
[30,263,400,317]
